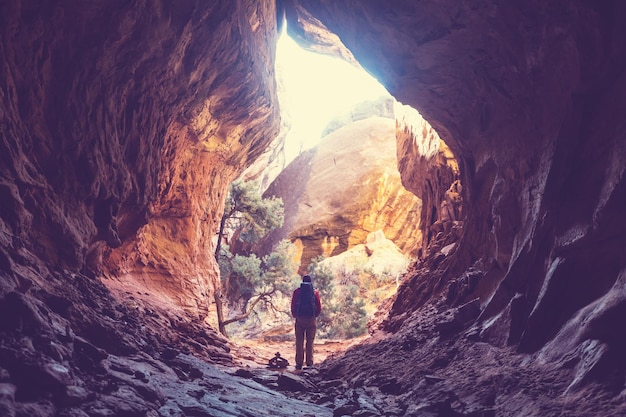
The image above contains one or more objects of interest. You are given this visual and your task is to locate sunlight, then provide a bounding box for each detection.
[276,30,390,160]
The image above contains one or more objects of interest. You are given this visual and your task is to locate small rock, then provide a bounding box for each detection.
[379,378,402,395]
[252,372,279,386]
[315,394,335,405]
[187,389,206,400]
[161,348,179,361]
[43,362,74,386]
[62,385,89,406]
[171,367,188,381]
[134,370,146,380]
[0,383,16,417]
[277,373,317,392]
[318,379,344,389]
[19,336,35,352]
[424,374,445,384]
[74,337,108,362]
[333,403,359,416]
[234,368,255,378]
[188,366,203,380]
[109,361,135,376]
[46,341,70,363]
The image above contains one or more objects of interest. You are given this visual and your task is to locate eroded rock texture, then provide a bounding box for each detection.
[286,0,626,397]
[0,0,284,415]
[0,0,280,309]
[1,0,626,415]
[396,103,461,259]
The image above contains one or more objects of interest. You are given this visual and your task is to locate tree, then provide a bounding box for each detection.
[330,284,368,338]
[215,179,283,260]
[213,179,287,336]
[216,239,298,336]
[307,256,368,339]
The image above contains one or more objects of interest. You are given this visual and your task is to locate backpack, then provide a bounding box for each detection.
[296,282,317,318]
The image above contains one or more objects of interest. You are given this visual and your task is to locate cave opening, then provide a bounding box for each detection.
[4,2,625,416]
[275,29,391,163]
[216,30,462,361]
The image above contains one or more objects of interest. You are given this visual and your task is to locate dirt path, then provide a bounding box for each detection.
[229,335,367,369]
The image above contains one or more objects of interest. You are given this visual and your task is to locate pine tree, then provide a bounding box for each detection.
[214,179,289,336]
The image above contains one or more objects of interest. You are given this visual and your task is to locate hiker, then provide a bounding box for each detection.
[290,274,322,370]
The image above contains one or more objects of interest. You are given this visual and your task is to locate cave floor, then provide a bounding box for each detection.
[230,335,366,370]
[98,275,626,417]
[4,268,624,417]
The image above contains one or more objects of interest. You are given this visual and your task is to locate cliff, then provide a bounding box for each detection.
[262,114,423,272]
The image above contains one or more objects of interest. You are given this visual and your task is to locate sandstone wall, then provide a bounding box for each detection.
[285,0,626,370]
[0,1,624,413]
[395,103,460,258]
[262,116,423,273]
[0,0,281,309]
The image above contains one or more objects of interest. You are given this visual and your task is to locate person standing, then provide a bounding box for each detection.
[290,274,322,370]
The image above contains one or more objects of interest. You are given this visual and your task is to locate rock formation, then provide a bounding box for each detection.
[395,103,461,258]
[1,1,282,311]
[318,230,409,280]
[0,1,285,415]
[285,0,626,404]
[262,114,423,272]
[1,0,626,416]
[321,94,395,138]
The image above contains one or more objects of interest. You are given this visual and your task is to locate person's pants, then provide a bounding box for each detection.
[295,317,316,367]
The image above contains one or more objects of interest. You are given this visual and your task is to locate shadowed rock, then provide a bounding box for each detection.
[1,0,626,416]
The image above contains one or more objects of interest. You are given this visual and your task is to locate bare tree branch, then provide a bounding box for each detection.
[221,288,277,326]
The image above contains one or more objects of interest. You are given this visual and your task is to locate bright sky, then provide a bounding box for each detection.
[276,31,390,161]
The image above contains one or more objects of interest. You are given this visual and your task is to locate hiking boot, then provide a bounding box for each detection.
[295,364,302,370]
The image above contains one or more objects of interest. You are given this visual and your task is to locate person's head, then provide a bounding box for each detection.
[302,275,312,283]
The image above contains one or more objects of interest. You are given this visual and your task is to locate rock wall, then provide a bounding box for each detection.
[395,104,460,258]
[0,0,281,310]
[285,0,626,378]
[1,1,626,413]
[262,116,422,273]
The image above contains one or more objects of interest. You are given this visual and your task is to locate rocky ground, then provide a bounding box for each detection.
[229,298,626,417]
[310,305,626,417]
[0,260,329,417]
[230,336,365,371]
[1,261,625,417]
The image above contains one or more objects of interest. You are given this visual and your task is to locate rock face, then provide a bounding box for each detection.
[286,0,626,391]
[396,103,461,258]
[319,230,409,280]
[0,0,281,310]
[1,0,626,416]
[262,115,422,272]
[0,1,283,414]
[321,94,395,138]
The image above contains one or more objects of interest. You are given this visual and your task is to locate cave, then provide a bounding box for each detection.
[1,1,625,416]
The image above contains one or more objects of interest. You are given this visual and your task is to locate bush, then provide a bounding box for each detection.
[308,257,367,339]
[328,284,368,339]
